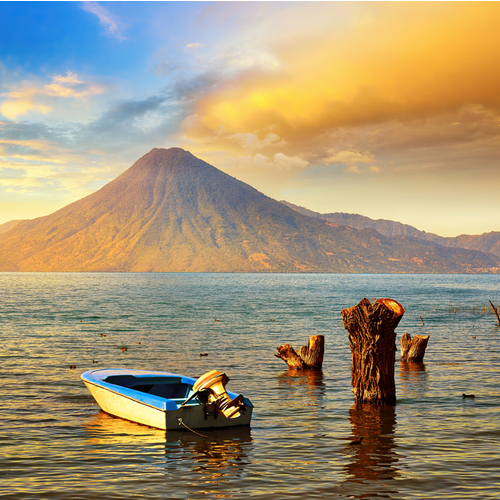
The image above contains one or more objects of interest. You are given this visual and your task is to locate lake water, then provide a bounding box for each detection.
[1,273,499,500]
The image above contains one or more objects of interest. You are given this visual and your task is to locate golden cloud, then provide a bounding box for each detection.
[0,89,52,120]
[0,72,107,120]
[182,2,500,163]
[323,149,375,167]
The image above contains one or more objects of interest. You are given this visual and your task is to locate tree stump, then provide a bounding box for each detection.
[275,335,324,370]
[341,298,405,405]
[400,333,430,362]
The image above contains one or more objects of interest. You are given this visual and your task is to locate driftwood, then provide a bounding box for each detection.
[342,298,404,405]
[490,300,500,326]
[400,333,429,362]
[275,335,324,370]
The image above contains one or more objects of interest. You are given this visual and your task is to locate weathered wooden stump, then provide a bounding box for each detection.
[341,298,404,405]
[275,335,324,370]
[400,333,429,362]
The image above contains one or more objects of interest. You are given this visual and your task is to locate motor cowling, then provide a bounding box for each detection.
[193,370,244,419]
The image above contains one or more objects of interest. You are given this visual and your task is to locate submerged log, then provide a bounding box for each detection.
[400,333,430,362]
[275,335,324,370]
[342,298,404,405]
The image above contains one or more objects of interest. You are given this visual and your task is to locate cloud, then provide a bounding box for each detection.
[0,90,51,121]
[0,133,123,203]
[263,152,309,171]
[0,84,187,163]
[323,149,375,167]
[81,92,186,153]
[179,2,500,165]
[82,2,127,41]
[228,131,287,151]
[344,165,362,174]
[0,138,65,161]
[344,164,380,174]
[190,148,309,174]
[0,100,167,200]
[44,72,106,99]
[0,72,108,121]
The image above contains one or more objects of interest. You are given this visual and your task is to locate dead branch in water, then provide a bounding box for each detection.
[490,300,500,326]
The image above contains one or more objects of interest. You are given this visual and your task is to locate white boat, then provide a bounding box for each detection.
[81,368,253,431]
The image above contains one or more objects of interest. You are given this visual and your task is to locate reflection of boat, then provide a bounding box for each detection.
[84,410,167,446]
[81,368,253,430]
[164,426,253,480]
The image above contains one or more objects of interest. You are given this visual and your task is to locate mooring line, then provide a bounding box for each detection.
[177,418,208,437]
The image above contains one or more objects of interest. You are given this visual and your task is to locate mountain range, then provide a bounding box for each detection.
[0,147,498,273]
[280,201,500,258]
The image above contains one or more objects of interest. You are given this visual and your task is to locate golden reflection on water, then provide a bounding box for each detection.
[83,411,167,445]
[165,428,252,477]
[277,369,326,409]
[83,409,252,496]
[399,361,429,397]
[3,273,500,499]
[339,402,399,498]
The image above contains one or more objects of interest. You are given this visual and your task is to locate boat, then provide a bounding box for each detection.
[81,368,253,431]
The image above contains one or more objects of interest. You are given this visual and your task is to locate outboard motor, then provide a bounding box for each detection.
[193,370,245,419]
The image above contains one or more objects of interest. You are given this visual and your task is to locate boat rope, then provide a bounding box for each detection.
[177,418,208,437]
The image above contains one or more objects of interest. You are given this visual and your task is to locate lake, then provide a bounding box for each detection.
[1,273,499,499]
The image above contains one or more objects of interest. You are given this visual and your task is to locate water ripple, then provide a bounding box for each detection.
[1,273,499,499]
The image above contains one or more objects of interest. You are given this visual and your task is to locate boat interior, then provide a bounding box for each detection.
[104,374,196,402]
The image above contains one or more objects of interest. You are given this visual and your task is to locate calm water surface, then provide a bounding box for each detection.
[1,273,499,499]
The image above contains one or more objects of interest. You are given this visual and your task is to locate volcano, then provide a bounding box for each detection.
[0,148,498,272]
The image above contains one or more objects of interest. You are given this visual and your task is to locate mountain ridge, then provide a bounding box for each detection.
[280,201,500,258]
[0,147,498,273]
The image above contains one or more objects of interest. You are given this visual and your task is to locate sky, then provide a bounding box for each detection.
[1,1,499,237]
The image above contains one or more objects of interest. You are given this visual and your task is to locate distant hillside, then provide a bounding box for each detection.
[0,219,25,234]
[449,232,500,258]
[0,148,498,273]
[280,201,500,258]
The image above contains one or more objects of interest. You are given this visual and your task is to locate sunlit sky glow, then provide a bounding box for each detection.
[1,1,499,236]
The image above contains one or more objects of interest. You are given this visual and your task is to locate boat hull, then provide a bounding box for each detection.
[81,368,253,430]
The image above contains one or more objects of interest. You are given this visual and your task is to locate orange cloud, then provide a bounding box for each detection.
[182,2,500,161]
